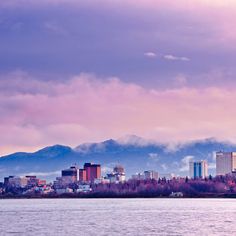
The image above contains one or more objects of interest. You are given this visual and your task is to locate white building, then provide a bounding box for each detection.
[189,160,208,179]
[144,170,159,180]
[216,151,236,176]
[106,165,126,183]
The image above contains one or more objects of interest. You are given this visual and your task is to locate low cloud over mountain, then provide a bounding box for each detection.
[0,136,235,181]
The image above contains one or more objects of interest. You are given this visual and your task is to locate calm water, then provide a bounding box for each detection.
[0,198,236,235]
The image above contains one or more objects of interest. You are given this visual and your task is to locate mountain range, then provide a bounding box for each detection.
[1,135,236,181]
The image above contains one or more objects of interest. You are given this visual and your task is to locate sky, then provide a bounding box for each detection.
[1,0,236,155]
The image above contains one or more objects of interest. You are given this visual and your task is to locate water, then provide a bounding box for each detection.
[0,198,236,236]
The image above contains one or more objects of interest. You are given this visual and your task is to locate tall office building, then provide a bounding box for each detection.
[79,169,87,182]
[189,160,208,179]
[61,166,78,184]
[84,163,101,182]
[216,151,236,175]
[144,170,159,180]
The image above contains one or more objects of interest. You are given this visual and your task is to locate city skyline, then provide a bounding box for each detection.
[2,154,236,198]
[2,149,236,182]
[1,1,236,235]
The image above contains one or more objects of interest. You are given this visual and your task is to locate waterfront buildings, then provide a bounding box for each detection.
[53,165,78,188]
[144,170,159,180]
[84,163,101,182]
[53,163,101,189]
[131,171,172,180]
[106,165,125,183]
[61,165,78,184]
[26,176,46,187]
[3,158,236,198]
[2,175,49,196]
[79,168,87,182]
[189,160,208,179]
[216,151,236,176]
[4,175,46,188]
[113,165,125,182]
[106,165,126,183]
[8,176,28,188]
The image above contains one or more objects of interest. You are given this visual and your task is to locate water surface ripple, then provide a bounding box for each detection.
[0,199,235,236]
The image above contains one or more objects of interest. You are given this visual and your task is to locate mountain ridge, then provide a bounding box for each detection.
[1,136,236,181]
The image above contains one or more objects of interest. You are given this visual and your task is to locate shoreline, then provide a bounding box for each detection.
[1,194,236,199]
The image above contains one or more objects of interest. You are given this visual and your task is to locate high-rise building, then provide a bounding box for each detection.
[216,151,236,176]
[144,170,159,180]
[84,163,101,182]
[106,165,126,183]
[61,166,78,184]
[79,169,87,182]
[189,160,208,179]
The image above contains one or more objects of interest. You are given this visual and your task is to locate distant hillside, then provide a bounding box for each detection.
[1,136,236,181]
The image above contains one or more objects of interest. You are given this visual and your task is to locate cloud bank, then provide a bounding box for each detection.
[1,72,236,155]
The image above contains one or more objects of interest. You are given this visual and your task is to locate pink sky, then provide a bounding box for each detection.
[1,72,236,155]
